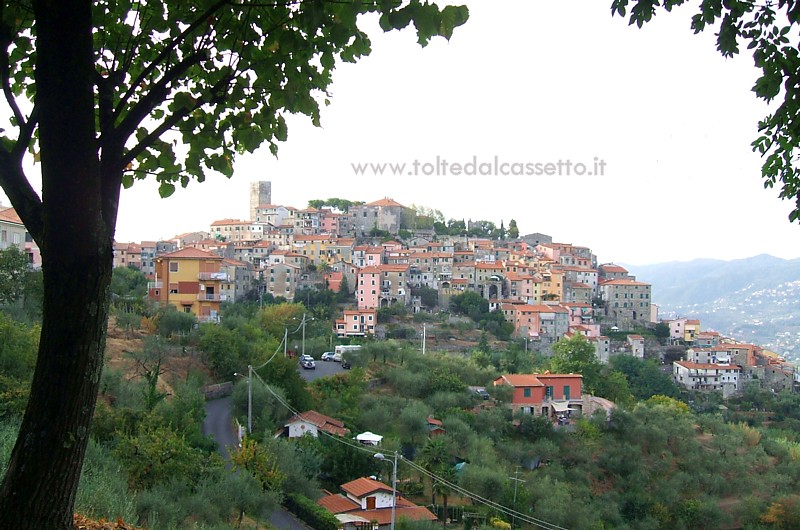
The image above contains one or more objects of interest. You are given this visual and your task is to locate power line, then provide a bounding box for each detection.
[246,370,568,530]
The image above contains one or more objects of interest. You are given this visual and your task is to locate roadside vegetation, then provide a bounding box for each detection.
[3,249,800,528]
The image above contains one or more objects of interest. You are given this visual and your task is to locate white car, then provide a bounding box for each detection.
[321,351,336,361]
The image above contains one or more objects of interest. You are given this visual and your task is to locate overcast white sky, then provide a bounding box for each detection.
[5,1,800,265]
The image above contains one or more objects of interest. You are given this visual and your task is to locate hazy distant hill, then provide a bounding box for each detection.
[625,255,800,360]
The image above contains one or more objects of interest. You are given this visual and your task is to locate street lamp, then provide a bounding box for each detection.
[233,365,253,434]
[374,452,398,530]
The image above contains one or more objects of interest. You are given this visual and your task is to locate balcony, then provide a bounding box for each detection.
[197,293,221,301]
[198,272,229,281]
[148,281,163,289]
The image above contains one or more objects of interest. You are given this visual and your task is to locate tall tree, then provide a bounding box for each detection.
[0,1,467,527]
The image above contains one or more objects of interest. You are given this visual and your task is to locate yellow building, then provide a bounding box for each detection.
[149,248,225,322]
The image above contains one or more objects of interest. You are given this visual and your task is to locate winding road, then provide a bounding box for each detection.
[203,395,309,529]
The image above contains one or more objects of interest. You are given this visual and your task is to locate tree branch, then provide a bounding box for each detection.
[119,72,235,171]
[0,46,23,130]
[115,0,231,115]
[0,147,43,244]
[110,49,207,149]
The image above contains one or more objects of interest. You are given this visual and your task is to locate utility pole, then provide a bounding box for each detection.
[422,323,427,355]
[508,466,525,529]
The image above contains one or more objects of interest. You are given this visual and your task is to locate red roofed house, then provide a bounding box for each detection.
[627,335,645,359]
[281,410,349,439]
[599,278,652,326]
[349,198,408,236]
[673,361,742,397]
[149,248,225,322]
[335,309,377,338]
[493,373,583,417]
[318,476,436,529]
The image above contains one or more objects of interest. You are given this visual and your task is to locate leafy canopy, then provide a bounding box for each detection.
[1,0,468,198]
[611,0,800,221]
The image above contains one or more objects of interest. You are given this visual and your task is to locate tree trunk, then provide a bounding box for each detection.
[0,1,112,528]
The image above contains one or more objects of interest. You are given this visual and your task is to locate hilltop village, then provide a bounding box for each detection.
[90,181,795,398]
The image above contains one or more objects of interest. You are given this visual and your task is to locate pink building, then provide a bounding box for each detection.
[357,266,381,309]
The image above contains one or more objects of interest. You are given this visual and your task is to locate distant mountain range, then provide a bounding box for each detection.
[624,255,800,360]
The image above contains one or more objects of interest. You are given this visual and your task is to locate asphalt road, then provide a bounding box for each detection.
[204,395,310,529]
[298,358,345,382]
[202,395,239,459]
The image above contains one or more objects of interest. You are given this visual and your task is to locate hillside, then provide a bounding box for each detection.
[625,255,800,360]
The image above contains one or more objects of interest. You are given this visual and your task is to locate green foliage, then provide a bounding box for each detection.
[507,219,519,239]
[450,292,513,339]
[0,245,29,306]
[232,378,291,436]
[514,413,553,442]
[111,266,148,301]
[285,493,339,530]
[414,286,440,309]
[156,305,196,338]
[610,355,679,400]
[612,0,800,221]
[318,435,376,488]
[550,334,602,393]
[115,424,213,491]
[231,437,286,493]
[0,312,37,381]
[75,439,136,523]
[259,355,313,412]
[135,468,276,530]
[307,198,363,213]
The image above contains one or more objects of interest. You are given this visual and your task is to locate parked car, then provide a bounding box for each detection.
[341,360,351,370]
[475,388,490,400]
[301,359,316,370]
[299,354,314,363]
[321,351,335,361]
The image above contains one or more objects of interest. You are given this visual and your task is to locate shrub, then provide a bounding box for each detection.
[284,493,339,530]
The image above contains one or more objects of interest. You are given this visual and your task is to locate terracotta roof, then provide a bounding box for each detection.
[159,248,222,259]
[318,494,360,514]
[379,264,410,272]
[341,477,393,498]
[495,374,544,387]
[288,410,349,437]
[675,361,742,371]
[600,278,651,287]
[628,335,644,340]
[0,207,23,224]
[358,266,382,274]
[358,506,437,525]
[210,218,250,226]
[365,197,406,208]
[599,264,628,273]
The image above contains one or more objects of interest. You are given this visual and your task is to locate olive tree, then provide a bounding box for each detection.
[0,1,467,527]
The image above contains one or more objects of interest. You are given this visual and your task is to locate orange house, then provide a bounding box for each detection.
[148,248,225,323]
[493,373,583,417]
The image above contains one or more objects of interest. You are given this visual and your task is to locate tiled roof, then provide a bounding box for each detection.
[317,494,359,514]
[495,374,544,387]
[0,207,23,224]
[599,264,629,273]
[341,477,393,498]
[288,410,349,437]
[600,278,651,287]
[159,248,222,259]
[675,361,742,371]
[365,197,406,208]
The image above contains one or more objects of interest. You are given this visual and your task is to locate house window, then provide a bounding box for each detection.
[564,385,571,400]
[545,386,554,399]
[523,388,531,398]
[169,261,178,272]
